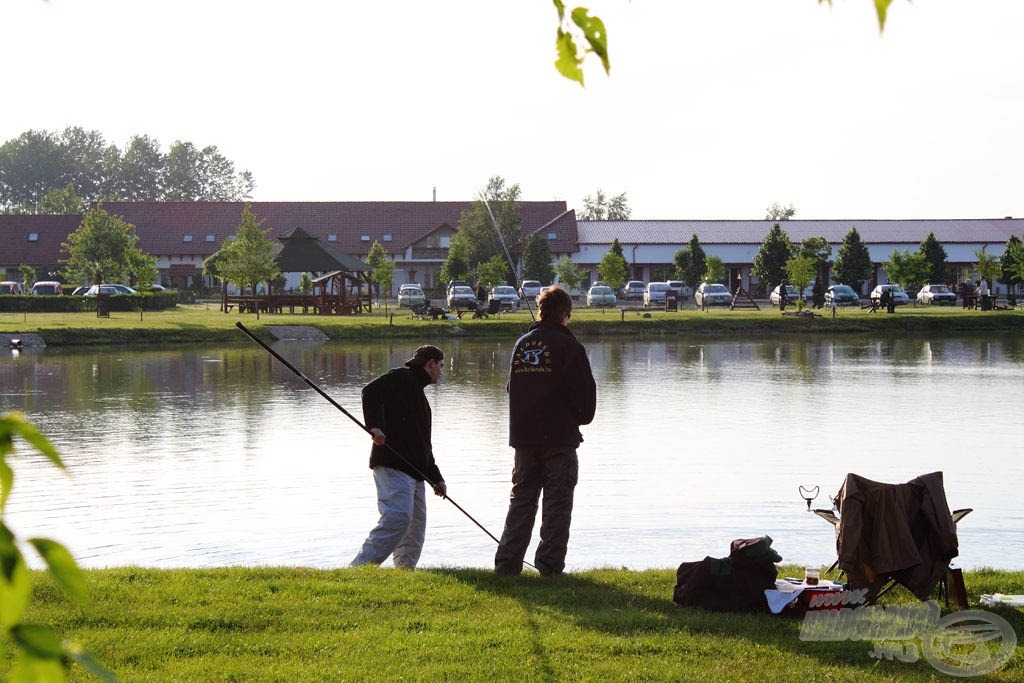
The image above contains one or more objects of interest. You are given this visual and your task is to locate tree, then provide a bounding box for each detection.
[215,204,280,294]
[0,128,254,211]
[597,249,628,291]
[999,235,1024,294]
[752,223,794,290]
[38,183,85,214]
[476,254,509,290]
[579,190,630,220]
[439,233,472,286]
[974,247,1001,288]
[785,255,816,300]
[798,236,832,292]
[455,176,522,268]
[60,207,156,286]
[918,232,949,284]
[832,227,873,295]
[521,233,554,284]
[18,264,36,288]
[884,250,930,293]
[703,254,725,284]
[607,237,629,277]
[673,234,706,288]
[765,202,796,222]
[366,240,395,303]
[553,255,583,293]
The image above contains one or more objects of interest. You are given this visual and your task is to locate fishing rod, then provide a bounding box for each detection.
[481,196,536,323]
[235,322,534,569]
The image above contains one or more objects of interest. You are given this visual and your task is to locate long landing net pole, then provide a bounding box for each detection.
[235,322,534,569]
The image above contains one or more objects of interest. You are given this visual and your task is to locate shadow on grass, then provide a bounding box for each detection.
[429,567,1023,680]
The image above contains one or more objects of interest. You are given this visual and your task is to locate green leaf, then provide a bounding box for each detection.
[0,413,64,470]
[9,651,67,683]
[552,0,566,22]
[1,457,12,513]
[0,535,31,629]
[65,644,119,683]
[875,0,893,32]
[554,29,584,86]
[571,7,609,74]
[11,623,64,659]
[29,538,89,605]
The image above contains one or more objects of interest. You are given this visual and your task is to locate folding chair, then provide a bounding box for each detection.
[812,471,971,607]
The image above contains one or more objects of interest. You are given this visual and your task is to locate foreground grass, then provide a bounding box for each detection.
[2,301,1023,345]
[8,566,1023,682]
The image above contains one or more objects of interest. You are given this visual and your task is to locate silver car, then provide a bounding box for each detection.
[644,282,671,307]
[397,284,426,308]
[586,284,616,307]
[917,283,956,305]
[446,285,477,309]
[694,283,732,307]
[488,285,520,310]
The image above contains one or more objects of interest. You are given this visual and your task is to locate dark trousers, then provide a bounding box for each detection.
[494,445,578,576]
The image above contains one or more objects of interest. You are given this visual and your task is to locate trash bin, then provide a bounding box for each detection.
[665,290,678,312]
[96,293,111,318]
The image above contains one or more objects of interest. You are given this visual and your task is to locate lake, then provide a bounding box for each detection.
[2,333,1022,572]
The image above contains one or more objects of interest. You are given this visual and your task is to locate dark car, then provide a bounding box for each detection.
[824,284,860,307]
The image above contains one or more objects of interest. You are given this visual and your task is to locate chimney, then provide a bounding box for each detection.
[433,187,436,202]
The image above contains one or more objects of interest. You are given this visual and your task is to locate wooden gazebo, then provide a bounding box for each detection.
[223,227,373,314]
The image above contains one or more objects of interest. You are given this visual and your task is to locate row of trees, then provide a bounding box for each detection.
[0,128,255,214]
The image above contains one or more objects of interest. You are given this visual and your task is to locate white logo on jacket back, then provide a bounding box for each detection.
[513,340,552,373]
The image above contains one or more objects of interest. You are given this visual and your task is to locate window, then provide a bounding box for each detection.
[28,233,39,242]
[327,234,338,242]
[183,235,193,242]
[439,235,451,248]
[360,235,370,242]
[548,232,557,240]
[383,233,393,242]
[205,234,216,242]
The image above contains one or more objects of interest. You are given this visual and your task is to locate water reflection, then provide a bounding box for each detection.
[2,334,1022,571]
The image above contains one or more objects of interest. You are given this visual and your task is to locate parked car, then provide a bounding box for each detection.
[643,282,671,307]
[535,286,552,307]
[149,284,168,292]
[29,281,64,295]
[622,280,645,301]
[83,284,137,296]
[446,285,476,309]
[694,282,732,307]
[397,283,426,308]
[70,286,89,296]
[769,285,801,307]
[446,280,469,295]
[488,285,520,310]
[519,280,542,299]
[917,283,956,305]
[870,284,909,306]
[586,284,616,307]
[666,280,692,299]
[0,281,22,295]
[824,284,860,307]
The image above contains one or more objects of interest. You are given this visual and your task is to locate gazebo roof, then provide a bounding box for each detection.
[273,227,370,274]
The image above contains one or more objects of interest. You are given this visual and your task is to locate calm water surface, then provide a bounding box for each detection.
[2,334,1022,571]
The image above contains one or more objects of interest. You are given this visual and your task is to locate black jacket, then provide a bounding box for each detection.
[361,366,443,483]
[508,320,596,447]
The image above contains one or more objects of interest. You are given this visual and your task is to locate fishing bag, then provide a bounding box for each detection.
[672,536,781,613]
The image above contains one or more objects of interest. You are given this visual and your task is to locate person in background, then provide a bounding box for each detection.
[495,286,597,577]
[976,279,991,311]
[351,345,447,568]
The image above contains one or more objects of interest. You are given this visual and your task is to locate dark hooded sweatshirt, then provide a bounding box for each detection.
[361,366,443,484]
[508,320,597,447]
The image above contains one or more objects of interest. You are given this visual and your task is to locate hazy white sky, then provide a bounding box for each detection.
[3,1,1022,220]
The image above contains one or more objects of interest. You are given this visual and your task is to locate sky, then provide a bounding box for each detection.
[2,0,1022,221]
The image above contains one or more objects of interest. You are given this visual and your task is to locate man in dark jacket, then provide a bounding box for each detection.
[495,286,597,577]
[351,345,447,568]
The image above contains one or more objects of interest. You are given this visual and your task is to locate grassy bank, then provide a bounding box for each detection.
[10,566,1023,682]
[2,302,1023,346]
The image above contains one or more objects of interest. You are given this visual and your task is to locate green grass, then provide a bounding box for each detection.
[4,565,1019,679]
[2,301,1023,346]
[8,565,1022,682]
